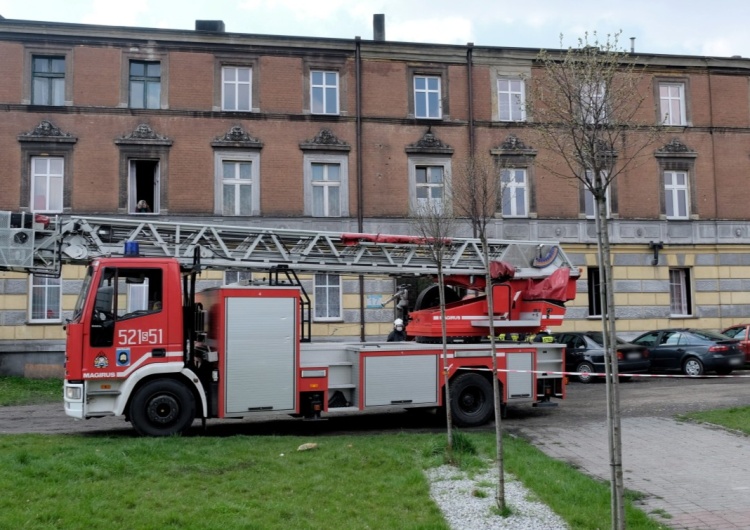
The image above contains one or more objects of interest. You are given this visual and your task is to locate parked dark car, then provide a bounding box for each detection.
[553,331,651,383]
[720,323,750,363]
[631,328,744,376]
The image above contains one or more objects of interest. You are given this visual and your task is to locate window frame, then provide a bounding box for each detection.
[669,267,693,317]
[31,55,66,106]
[497,77,526,122]
[656,79,689,126]
[23,47,73,106]
[583,169,611,219]
[408,156,451,215]
[28,274,62,323]
[30,155,65,213]
[128,60,162,110]
[413,74,443,119]
[581,81,607,124]
[500,168,529,218]
[303,153,349,217]
[587,267,602,317]
[313,273,342,322]
[310,69,340,115]
[221,65,253,112]
[214,150,261,216]
[120,52,168,109]
[664,170,690,220]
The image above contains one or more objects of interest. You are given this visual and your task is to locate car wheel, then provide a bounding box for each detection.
[449,373,494,427]
[682,357,704,377]
[576,362,595,384]
[129,379,196,436]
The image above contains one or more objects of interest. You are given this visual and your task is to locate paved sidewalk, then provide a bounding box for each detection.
[513,417,750,529]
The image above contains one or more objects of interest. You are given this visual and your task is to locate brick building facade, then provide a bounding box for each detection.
[2,16,750,375]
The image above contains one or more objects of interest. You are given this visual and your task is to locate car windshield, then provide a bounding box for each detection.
[71,265,94,322]
[723,327,745,339]
[586,332,629,347]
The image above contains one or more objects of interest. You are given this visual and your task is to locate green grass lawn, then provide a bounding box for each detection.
[0,377,668,528]
[681,406,750,435]
[0,376,61,406]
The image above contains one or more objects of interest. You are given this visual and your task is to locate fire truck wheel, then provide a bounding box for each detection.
[449,373,494,427]
[129,379,196,437]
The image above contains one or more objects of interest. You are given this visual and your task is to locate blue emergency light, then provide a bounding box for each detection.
[124,241,140,256]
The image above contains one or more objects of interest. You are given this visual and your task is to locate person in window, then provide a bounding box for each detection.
[387,318,407,342]
[136,200,151,213]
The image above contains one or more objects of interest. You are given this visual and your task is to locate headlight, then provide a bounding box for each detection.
[65,386,82,400]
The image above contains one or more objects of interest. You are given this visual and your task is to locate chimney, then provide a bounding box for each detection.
[630,37,635,53]
[373,14,385,41]
[195,20,225,33]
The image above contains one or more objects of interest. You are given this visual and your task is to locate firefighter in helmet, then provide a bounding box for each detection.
[387,318,407,342]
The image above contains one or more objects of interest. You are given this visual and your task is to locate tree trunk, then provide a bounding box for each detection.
[595,193,626,529]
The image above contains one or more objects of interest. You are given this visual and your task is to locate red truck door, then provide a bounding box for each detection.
[85,264,179,379]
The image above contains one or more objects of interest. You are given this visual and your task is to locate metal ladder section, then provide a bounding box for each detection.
[0,212,576,278]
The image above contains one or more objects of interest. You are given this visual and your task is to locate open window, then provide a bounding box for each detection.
[129,160,159,214]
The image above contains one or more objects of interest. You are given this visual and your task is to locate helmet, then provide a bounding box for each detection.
[394,318,403,326]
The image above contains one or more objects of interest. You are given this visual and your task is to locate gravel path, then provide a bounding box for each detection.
[426,464,567,530]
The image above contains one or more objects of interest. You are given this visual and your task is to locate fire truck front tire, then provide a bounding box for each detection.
[129,379,196,436]
[449,373,494,427]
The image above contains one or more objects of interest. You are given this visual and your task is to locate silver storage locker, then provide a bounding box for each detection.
[225,295,296,414]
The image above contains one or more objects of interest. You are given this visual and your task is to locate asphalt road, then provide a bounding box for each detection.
[1,372,748,437]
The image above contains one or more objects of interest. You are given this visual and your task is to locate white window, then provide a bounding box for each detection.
[669,268,692,316]
[314,273,341,321]
[497,78,525,121]
[584,170,611,219]
[415,165,445,213]
[311,70,339,115]
[500,168,528,217]
[304,153,349,217]
[31,156,63,213]
[214,151,261,216]
[222,66,252,111]
[660,82,686,126]
[664,170,689,219]
[581,82,606,124]
[29,275,61,322]
[414,75,442,119]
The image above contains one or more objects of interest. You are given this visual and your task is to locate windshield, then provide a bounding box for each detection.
[71,266,94,322]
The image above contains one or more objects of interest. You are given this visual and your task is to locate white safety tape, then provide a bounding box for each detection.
[460,366,750,379]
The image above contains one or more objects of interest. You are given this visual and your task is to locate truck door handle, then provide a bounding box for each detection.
[152,349,166,358]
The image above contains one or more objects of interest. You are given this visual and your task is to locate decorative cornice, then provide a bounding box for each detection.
[655,137,697,157]
[490,134,536,156]
[211,125,263,148]
[17,120,77,143]
[115,124,173,146]
[405,127,453,154]
[299,128,351,151]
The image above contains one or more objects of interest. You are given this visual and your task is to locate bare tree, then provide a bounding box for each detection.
[526,31,663,529]
[411,197,458,453]
[451,153,506,510]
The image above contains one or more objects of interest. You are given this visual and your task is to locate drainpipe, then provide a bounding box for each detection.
[467,43,475,156]
[356,36,365,341]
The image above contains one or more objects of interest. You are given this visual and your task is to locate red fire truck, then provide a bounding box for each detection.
[0,212,577,436]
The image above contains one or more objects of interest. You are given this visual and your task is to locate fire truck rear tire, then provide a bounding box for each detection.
[449,373,494,427]
[129,379,196,437]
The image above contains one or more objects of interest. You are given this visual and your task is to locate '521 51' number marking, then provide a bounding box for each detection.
[118,329,163,345]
